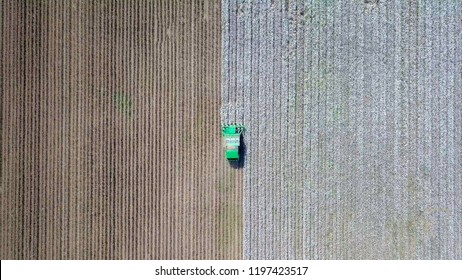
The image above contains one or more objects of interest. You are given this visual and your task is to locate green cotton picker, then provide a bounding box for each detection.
[222,124,245,161]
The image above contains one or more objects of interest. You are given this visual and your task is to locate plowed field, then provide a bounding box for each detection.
[0,0,242,260]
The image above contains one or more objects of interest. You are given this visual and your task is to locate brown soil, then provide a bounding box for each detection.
[0,0,243,259]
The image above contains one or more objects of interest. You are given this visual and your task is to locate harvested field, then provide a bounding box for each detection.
[223,0,462,259]
[0,0,243,259]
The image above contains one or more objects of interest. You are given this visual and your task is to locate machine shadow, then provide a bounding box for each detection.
[229,134,246,169]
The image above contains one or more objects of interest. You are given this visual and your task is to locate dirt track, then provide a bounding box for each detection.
[0,0,242,259]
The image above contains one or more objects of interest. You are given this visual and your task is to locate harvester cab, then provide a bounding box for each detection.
[222,124,245,161]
